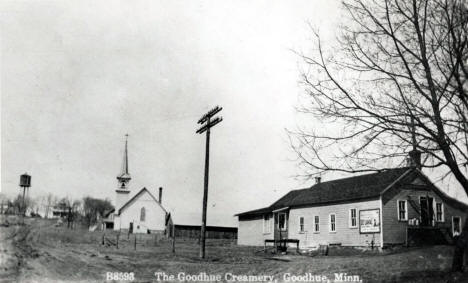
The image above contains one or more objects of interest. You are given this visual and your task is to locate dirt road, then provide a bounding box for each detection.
[0,223,22,281]
[0,219,117,282]
[1,217,467,282]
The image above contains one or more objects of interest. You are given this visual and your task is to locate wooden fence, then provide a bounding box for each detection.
[173,225,237,239]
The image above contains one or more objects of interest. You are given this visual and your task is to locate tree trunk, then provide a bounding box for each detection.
[452,217,468,272]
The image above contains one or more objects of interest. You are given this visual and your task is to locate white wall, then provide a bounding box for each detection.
[288,199,382,247]
[115,189,131,211]
[114,189,166,233]
[237,216,273,246]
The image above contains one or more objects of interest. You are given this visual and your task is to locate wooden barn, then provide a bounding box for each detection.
[171,224,237,239]
[236,156,467,249]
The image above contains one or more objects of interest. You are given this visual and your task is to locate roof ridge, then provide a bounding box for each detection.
[118,187,167,215]
[306,167,410,188]
[238,167,413,217]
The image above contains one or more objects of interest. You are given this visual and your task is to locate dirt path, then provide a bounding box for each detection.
[2,218,468,282]
[0,219,71,282]
[0,219,127,282]
[0,224,29,282]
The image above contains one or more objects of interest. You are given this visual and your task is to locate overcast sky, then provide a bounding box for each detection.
[1,0,466,227]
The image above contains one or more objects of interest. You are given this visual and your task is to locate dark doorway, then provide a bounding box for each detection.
[453,216,461,236]
[274,211,288,242]
[129,222,133,234]
[420,197,434,226]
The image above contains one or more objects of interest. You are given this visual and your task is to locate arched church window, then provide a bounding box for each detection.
[140,207,146,222]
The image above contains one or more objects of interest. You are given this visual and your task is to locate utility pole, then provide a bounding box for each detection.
[196,106,223,259]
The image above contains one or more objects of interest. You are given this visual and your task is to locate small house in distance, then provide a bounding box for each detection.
[236,154,467,248]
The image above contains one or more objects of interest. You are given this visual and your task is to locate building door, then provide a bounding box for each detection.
[274,211,288,241]
[453,216,461,236]
[428,197,434,225]
[420,197,434,226]
[129,222,133,234]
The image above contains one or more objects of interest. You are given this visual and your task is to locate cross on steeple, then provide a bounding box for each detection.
[117,134,131,189]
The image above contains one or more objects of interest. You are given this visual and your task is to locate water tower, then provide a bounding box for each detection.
[19,173,31,215]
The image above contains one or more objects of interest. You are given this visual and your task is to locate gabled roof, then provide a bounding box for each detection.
[117,187,167,215]
[237,167,468,218]
[237,167,412,217]
[412,170,468,212]
[103,208,115,218]
[235,207,271,217]
[273,167,411,209]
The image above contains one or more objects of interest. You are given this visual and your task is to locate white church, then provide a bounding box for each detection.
[104,135,171,234]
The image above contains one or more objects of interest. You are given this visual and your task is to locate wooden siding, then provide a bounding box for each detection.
[382,188,466,245]
[237,215,273,246]
[288,199,382,247]
[174,225,237,239]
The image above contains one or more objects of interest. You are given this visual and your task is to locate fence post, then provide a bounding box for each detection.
[102,233,105,245]
[172,225,176,254]
[116,233,119,249]
[134,234,137,251]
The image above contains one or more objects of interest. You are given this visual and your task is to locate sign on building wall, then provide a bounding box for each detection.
[359,209,380,233]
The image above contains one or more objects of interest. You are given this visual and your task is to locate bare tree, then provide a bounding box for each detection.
[12,193,30,215]
[43,193,55,219]
[82,196,113,228]
[68,199,81,229]
[291,0,467,271]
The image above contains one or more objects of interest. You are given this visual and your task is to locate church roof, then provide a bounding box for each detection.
[117,187,167,215]
[117,135,131,181]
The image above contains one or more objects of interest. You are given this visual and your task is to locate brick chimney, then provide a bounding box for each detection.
[159,187,163,203]
[408,150,422,169]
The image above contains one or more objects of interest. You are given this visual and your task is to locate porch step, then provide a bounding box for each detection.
[440,228,454,245]
[407,227,452,246]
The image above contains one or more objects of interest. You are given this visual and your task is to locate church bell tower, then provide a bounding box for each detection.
[115,134,131,210]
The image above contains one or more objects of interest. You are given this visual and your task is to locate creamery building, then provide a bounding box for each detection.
[237,157,467,248]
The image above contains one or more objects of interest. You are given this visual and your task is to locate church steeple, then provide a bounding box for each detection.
[117,134,131,189]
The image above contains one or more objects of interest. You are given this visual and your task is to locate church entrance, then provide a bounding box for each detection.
[129,222,133,233]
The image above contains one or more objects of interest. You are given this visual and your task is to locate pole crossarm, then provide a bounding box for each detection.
[198,106,223,124]
[196,105,223,259]
[196,117,223,134]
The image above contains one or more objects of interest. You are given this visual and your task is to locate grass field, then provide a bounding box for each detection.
[0,217,467,283]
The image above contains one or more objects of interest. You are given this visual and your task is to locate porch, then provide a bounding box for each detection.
[405,226,454,246]
[264,239,300,253]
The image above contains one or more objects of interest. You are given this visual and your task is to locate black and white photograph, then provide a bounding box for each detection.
[1,0,467,282]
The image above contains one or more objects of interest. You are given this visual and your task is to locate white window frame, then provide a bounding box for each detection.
[349,208,357,228]
[397,199,408,221]
[435,202,444,222]
[298,216,305,233]
[263,214,271,234]
[314,215,320,233]
[329,213,336,233]
[452,216,461,236]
